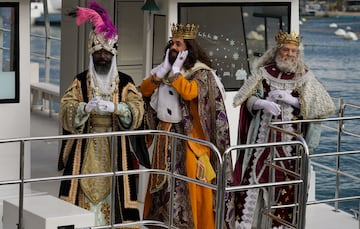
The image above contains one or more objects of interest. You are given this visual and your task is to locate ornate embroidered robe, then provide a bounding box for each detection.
[58,70,144,227]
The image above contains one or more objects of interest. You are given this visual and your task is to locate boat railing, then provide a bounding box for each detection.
[224,123,310,229]
[0,126,310,229]
[0,129,225,229]
[270,98,360,225]
[2,110,360,228]
[309,98,360,215]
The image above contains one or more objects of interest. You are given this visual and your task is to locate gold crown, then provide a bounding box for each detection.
[171,23,199,39]
[275,30,301,46]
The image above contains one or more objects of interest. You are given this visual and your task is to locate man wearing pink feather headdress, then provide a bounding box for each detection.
[57,2,144,227]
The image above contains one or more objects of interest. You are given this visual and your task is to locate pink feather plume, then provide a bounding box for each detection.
[88,1,118,39]
[76,7,104,34]
[74,2,118,40]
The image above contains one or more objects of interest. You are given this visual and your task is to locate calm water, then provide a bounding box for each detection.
[30,16,360,214]
[301,16,360,213]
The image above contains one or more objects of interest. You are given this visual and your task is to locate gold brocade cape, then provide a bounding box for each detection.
[58,70,144,224]
[233,66,336,119]
[232,64,336,228]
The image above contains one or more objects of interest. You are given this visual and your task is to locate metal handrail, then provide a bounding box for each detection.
[222,125,310,229]
[0,127,309,229]
[0,129,223,229]
[272,101,360,217]
[2,113,360,228]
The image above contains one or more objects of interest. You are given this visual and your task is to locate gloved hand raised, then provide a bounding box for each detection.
[85,97,100,113]
[172,50,188,74]
[269,89,300,108]
[253,99,281,116]
[150,49,171,79]
[97,100,115,113]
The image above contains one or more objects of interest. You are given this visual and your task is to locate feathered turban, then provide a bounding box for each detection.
[70,1,118,55]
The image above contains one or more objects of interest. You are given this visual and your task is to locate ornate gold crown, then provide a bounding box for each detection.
[171,23,199,39]
[275,30,301,46]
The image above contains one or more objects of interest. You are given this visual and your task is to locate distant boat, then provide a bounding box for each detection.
[343,31,358,40]
[329,23,338,28]
[334,28,346,36]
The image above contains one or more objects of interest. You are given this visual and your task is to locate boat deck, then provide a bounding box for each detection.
[29,109,359,228]
[30,109,61,197]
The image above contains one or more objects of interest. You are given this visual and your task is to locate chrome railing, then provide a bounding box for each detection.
[1,127,310,229]
[308,99,360,217]
[224,125,310,229]
[0,130,224,229]
[270,99,360,224]
[2,109,360,228]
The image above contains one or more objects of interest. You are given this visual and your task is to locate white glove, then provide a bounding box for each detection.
[150,49,171,79]
[97,100,115,113]
[172,50,188,74]
[85,97,100,113]
[253,99,281,116]
[269,89,300,108]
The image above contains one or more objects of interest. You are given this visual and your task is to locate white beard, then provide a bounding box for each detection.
[275,55,298,73]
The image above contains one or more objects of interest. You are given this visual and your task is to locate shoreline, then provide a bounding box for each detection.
[301,11,360,18]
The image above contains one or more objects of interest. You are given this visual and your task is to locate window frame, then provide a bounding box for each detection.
[0,2,19,103]
[178,2,291,91]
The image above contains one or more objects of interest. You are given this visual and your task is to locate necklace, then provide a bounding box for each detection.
[89,73,120,101]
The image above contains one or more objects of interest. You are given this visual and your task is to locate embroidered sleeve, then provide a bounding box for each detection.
[115,102,132,128]
[120,83,145,130]
[60,80,87,134]
[74,102,90,127]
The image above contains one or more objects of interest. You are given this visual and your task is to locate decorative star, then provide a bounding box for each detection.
[233,52,239,60]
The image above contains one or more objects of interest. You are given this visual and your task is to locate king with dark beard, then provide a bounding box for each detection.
[232,31,336,229]
[140,23,234,229]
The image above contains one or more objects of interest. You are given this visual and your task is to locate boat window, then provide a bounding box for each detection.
[179,3,290,91]
[0,3,19,103]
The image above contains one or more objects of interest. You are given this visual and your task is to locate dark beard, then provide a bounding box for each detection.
[275,55,297,73]
[94,61,112,74]
[168,49,178,65]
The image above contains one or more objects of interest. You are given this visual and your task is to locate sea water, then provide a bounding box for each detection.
[301,16,360,214]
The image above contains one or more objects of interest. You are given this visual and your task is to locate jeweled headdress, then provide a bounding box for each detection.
[71,1,118,55]
[171,23,199,40]
[275,30,301,47]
